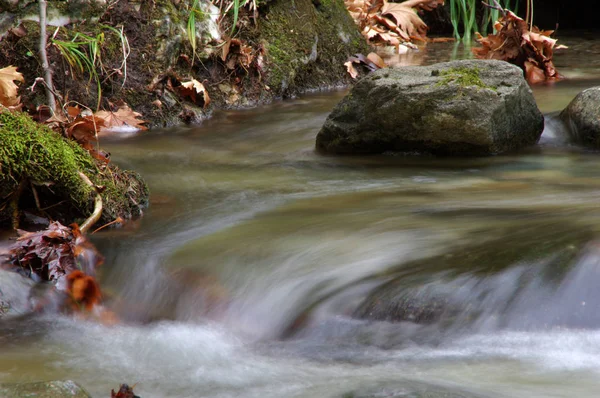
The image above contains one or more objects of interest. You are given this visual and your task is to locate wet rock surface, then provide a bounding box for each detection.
[0,380,91,397]
[560,86,600,148]
[317,59,544,156]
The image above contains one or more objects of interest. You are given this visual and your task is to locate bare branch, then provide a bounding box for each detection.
[39,0,57,115]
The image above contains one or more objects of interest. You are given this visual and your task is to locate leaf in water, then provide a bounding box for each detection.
[525,60,547,84]
[8,221,104,312]
[111,384,139,398]
[67,270,101,311]
[0,66,24,108]
[178,78,211,109]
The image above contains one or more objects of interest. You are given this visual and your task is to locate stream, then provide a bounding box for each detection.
[3,36,600,397]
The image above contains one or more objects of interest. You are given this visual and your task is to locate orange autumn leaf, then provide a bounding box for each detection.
[367,52,386,69]
[0,65,24,108]
[67,270,101,311]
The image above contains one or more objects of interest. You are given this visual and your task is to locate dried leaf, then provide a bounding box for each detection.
[345,0,442,48]
[67,270,101,311]
[8,222,105,313]
[0,66,24,108]
[95,104,148,134]
[472,11,565,83]
[344,61,359,79]
[111,384,139,398]
[367,52,386,69]
[178,79,211,108]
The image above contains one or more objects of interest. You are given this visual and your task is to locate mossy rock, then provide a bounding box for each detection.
[0,110,149,227]
[317,59,544,155]
[0,380,91,397]
[258,0,368,97]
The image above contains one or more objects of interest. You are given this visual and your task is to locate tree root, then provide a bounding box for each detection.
[78,172,103,234]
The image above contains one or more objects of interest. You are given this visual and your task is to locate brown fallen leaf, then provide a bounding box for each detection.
[67,270,101,311]
[472,10,566,83]
[0,65,24,108]
[345,0,443,49]
[111,384,139,398]
[95,104,148,134]
[344,61,359,79]
[367,52,386,69]
[344,52,386,79]
[178,78,211,109]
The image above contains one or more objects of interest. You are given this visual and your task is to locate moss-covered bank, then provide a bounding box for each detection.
[0,111,149,228]
[0,0,366,128]
[258,0,368,97]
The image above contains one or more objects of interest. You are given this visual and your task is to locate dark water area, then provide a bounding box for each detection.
[4,35,600,397]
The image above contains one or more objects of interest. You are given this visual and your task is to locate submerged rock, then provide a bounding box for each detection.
[560,86,600,148]
[343,381,487,398]
[0,380,91,397]
[0,269,34,318]
[316,59,544,156]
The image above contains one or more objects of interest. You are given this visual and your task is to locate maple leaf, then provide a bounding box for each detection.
[8,222,105,313]
[178,79,211,109]
[95,104,148,134]
[0,66,24,108]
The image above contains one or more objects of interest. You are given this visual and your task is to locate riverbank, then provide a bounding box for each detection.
[0,0,366,128]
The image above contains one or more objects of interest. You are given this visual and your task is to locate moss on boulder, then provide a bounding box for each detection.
[0,111,148,227]
[258,0,368,97]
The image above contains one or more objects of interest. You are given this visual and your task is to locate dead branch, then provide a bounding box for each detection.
[39,0,57,115]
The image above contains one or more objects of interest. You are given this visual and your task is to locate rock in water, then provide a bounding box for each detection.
[0,380,91,397]
[316,59,544,156]
[560,86,600,148]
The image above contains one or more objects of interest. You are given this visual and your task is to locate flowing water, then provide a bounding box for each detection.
[3,36,600,397]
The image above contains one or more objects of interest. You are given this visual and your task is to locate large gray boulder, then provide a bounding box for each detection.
[560,87,600,147]
[316,59,544,155]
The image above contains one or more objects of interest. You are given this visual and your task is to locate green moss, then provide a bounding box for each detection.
[0,111,95,207]
[0,111,149,226]
[436,66,495,90]
[259,0,368,96]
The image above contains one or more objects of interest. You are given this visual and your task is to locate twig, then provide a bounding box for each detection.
[39,0,57,115]
[92,217,124,234]
[482,0,507,18]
